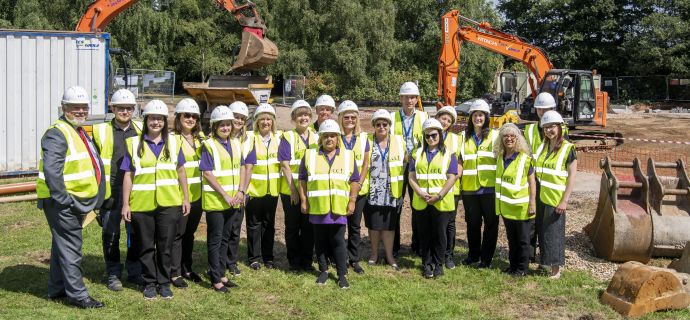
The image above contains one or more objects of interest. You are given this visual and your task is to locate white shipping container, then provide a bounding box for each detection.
[0,30,110,173]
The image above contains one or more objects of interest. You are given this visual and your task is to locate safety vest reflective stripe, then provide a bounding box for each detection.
[305,149,354,215]
[127,134,183,212]
[280,129,317,195]
[495,152,532,220]
[202,137,242,211]
[535,141,572,207]
[360,135,404,198]
[496,193,530,204]
[460,129,498,191]
[248,131,282,197]
[390,110,428,150]
[307,189,350,197]
[93,121,142,199]
[411,148,455,211]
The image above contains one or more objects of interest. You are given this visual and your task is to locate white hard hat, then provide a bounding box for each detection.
[422,118,443,132]
[534,92,556,109]
[110,89,136,106]
[174,98,200,115]
[371,109,391,125]
[399,82,420,96]
[254,103,276,119]
[229,101,249,118]
[436,106,457,124]
[468,99,491,114]
[318,119,341,134]
[314,94,336,110]
[62,86,90,105]
[291,99,312,115]
[142,100,169,117]
[210,105,234,124]
[338,100,358,114]
[540,110,564,128]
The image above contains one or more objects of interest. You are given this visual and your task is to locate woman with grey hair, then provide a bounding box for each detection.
[494,123,537,277]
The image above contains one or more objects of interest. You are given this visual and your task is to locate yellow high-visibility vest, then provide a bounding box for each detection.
[390,110,428,152]
[359,134,405,198]
[535,141,574,207]
[411,148,455,212]
[495,152,532,220]
[248,131,282,197]
[304,148,355,215]
[280,129,318,195]
[92,121,142,199]
[201,137,242,211]
[443,131,462,196]
[175,132,205,203]
[460,129,498,191]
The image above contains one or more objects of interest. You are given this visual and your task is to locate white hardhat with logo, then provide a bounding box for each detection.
[142,100,169,117]
[399,82,420,96]
[315,94,336,110]
[62,86,90,105]
[291,99,312,115]
[210,105,234,124]
[338,100,358,114]
[436,106,457,124]
[534,92,557,109]
[371,109,391,125]
[318,119,341,134]
[468,99,491,114]
[540,110,565,127]
[422,118,443,132]
[174,98,200,115]
[254,103,276,119]
[110,89,136,106]
[229,101,249,118]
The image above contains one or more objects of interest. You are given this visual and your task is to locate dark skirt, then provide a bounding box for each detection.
[364,204,397,231]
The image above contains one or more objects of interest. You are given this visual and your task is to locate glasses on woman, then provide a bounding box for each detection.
[425,132,439,140]
[343,115,357,121]
[375,122,388,128]
[502,134,517,140]
[182,113,198,120]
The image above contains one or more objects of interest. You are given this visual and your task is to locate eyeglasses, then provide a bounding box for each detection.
[342,115,357,121]
[115,107,135,113]
[503,134,517,140]
[425,133,439,140]
[182,113,199,119]
[375,122,389,128]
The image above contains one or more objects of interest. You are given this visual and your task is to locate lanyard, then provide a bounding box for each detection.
[400,110,415,139]
[374,136,390,164]
[342,134,356,150]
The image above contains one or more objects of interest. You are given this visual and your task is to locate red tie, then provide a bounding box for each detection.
[77,128,102,186]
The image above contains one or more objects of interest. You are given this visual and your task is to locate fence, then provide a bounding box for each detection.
[577,140,689,178]
[282,75,306,105]
[113,68,176,103]
[601,75,690,103]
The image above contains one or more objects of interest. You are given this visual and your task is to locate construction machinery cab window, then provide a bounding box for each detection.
[578,75,595,120]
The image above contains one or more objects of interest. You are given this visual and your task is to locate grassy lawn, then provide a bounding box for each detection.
[1,201,688,319]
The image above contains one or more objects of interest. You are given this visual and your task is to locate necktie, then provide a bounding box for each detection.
[77,127,102,186]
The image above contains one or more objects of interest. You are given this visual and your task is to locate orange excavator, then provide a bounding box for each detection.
[438,10,607,130]
[76,0,278,71]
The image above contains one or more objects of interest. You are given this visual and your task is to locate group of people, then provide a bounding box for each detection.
[38,82,576,308]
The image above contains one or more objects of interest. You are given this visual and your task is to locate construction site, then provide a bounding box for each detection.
[1,0,690,318]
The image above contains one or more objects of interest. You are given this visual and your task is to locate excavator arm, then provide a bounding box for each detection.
[76,0,278,71]
[438,10,553,106]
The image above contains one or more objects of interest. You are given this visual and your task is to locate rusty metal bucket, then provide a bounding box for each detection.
[231,30,279,71]
[585,157,690,262]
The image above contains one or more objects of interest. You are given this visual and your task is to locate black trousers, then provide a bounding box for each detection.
[281,194,314,269]
[394,166,416,255]
[503,217,534,273]
[415,206,451,269]
[445,195,460,261]
[347,195,367,263]
[462,193,499,264]
[43,199,89,300]
[246,195,278,263]
[170,200,203,277]
[132,206,181,286]
[207,208,242,284]
[101,205,140,278]
[314,223,348,276]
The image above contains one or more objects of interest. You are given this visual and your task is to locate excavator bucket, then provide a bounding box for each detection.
[231,30,279,71]
[669,241,690,274]
[585,157,690,262]
[601,261,690,317]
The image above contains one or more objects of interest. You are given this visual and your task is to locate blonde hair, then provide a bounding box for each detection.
[494,123,531,158]
[253,113,276,134]
[231,113,248,142]
[337,111,361,135]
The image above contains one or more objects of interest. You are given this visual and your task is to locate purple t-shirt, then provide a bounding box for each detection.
[298,147,360,225]
[244,147,257,165]
[121,135,186,172]
[408,150,459,175]
[199,137,246,172]
[278,134,312,162]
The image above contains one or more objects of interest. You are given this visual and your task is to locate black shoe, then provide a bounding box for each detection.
[316,271,329,285]
[461,257,479,266]
[477,261,492,269]
[223,280,238,288]
[159,285,173,299]
[338,276,350,289]
[433,265,444,277]
[228,265,241,276]
[183,272,202,283]
[423,266,434,279]
[250,262,261,270]
[350,262,364,275]
[509,270,527,278]
[213,284,229,293]
[143,285,157,300]
[445,259,456,270]
[48,292,67,301]
[502,267,514,274]
[171,277,188,288]
[264,261,275,269]
[68,296,104,309]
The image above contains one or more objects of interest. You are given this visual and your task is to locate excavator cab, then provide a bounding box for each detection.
[539,70,598,125]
